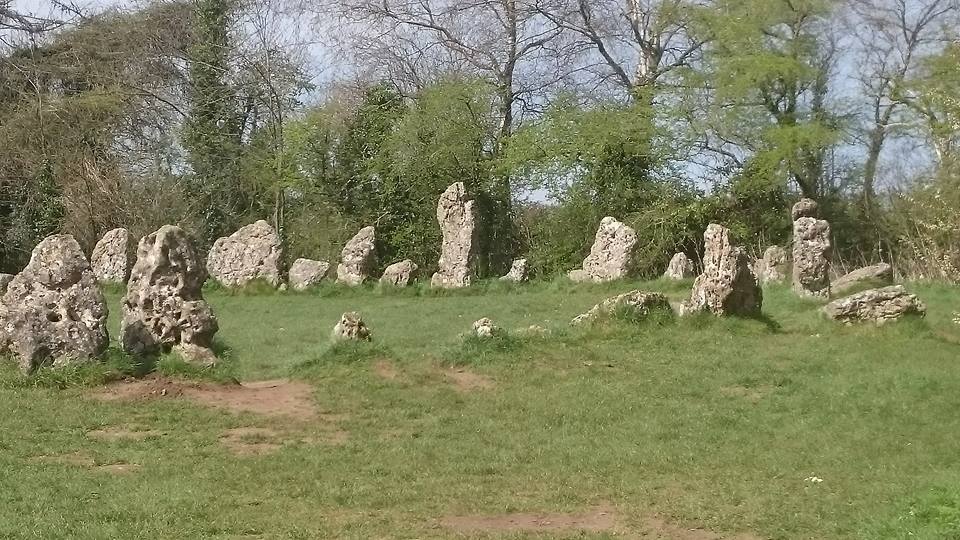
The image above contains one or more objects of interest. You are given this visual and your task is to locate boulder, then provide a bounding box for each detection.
[823,285,925,324]
[90,228,135,283]
[431,183,476,288]
[0,235,109,373]
[332,312,372,342]
[120,225,219,365]
[832,263,893,295]
[500,258,529,282]
[792,201,831,298]
[755,246,789,284]
[336,226,376,286]
[472,318,500,338]
[288,259,330,291]
[571,290,672,325]
[568,217,637,283]
[680,224,762,317]
[207,220,283,288]
[380,259,418,287]
[663,252,695,280]
[0,274,13,294]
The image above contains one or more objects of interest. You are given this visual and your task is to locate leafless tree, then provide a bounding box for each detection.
[847,0,958,212]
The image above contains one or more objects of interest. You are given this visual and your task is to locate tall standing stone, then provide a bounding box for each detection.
[680,224,762,317]
[431,182,476,288]
[336,226,377,286]
[91,228,135,284]
[0,235,109,373]
[663,252,695,280]
[207,220,283,288]
[754,246,789,284]
[791,199,831,298]
[568,217,637,283]
[121,226,219,365]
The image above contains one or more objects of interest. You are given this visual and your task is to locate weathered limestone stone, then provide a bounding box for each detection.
[680,224,762,317]
[432,183,476,289]
[207,220,283,288]
[332,312,371,342]
[0,274,13,294]
[121,225,219,365]
[500,258,529,282]
[755,246,789,284]
[792,198,819,221]
[832,263,893,295]
[472,318,500,338]
[91,228,135,284]
[823,285,925,324]
[568,217,637,283]
[0,235,109,373]
[288,259,330,291]
[571,290,672,325]
[792,200,832,298]
[380,259,418,287]
[664,252,695,280]
[336,226,376,286]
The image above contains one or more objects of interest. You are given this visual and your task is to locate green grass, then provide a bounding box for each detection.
[1,278,959,538]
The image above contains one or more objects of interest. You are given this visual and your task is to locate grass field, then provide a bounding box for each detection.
[1,278,959,539]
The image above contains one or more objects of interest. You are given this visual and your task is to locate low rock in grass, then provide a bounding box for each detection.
[380,259,418,287]
[288,258,330,291]
[472,318,500,338]
[832,263,893,295]
[663,252,695,280]
[332,312,372,342]
[207,220,284,288]
[336,226,377,286]
[822,285,925,324]
[0,234,109,374]
[568,216,637,283]
[754,245,789,284]
[571,290,672,325]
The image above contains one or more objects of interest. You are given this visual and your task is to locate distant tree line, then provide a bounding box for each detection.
[1,0,958,282]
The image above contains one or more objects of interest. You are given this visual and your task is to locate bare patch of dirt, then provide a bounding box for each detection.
[92,376,317,419]
[96,463,141,474]
[440,505,616,533]
[720,385,774,404]
[444,368,495,393]
[220,426,348,456]
[373,360,402,381]
[87,427,162,441]
[636,515,764,539]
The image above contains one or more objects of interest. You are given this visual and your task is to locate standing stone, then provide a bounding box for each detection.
[207,220,283,288]
[336,226,377,286]
[288,259,330,291]
[500,259,529,282]
[0,274,13,295]
[568,217,637,283]
[432,182,476,289]
[380,260,418,287]
[832,263,893,295]
[680,224,762,317]
[121,226,219,365]
[823,285,925,324]
[91,228,135,284]
[332,312,372,342]
[0,235,109,374]
[755,246,789,284]
[791,199,831,298]
[663,253,695,280]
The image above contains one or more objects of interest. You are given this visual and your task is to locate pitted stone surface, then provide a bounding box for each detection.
[568,217,637,283]
[380,260,418,287]
[91,228,135,283]
[207,220,283,288]
[431,183,476,289]
[823,285,925,324]
[336,227,376,286]
[681,224,762,317]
